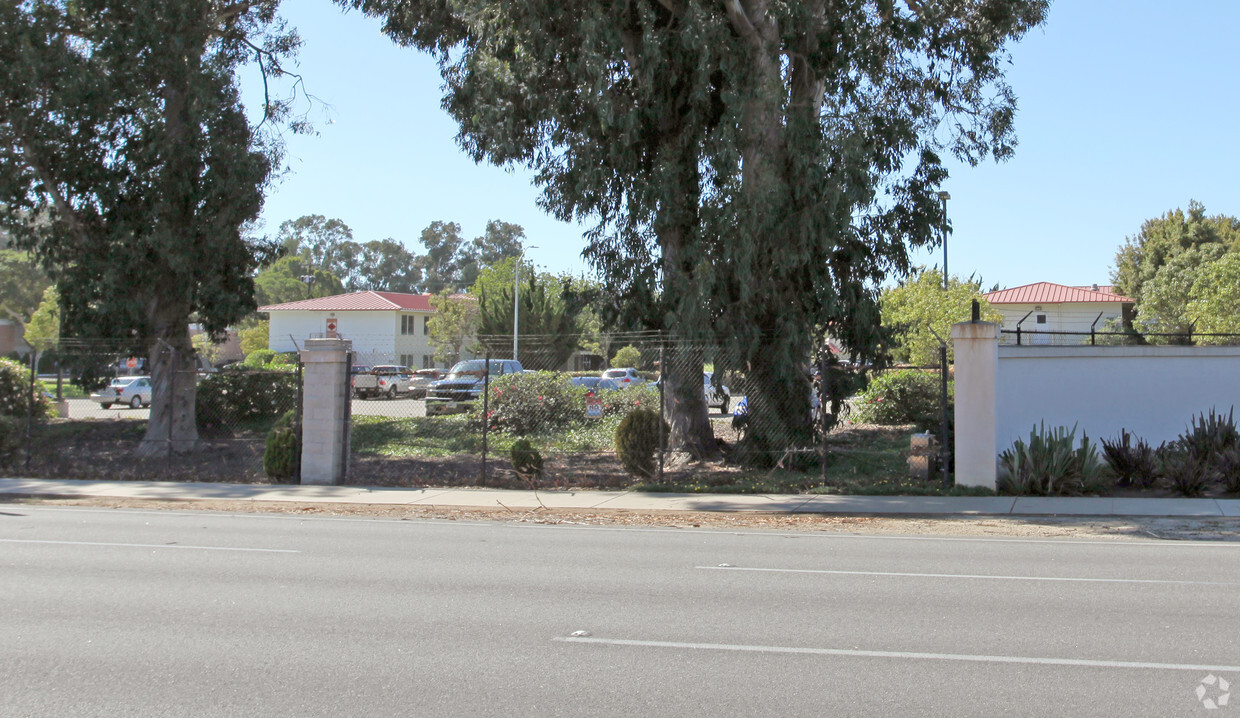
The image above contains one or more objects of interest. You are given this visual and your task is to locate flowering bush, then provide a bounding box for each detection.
[852,369,950,430]
[474,371,586,435]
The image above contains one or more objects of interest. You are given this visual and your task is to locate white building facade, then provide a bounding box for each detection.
[260,291,448,368]
[983,283,1133,345]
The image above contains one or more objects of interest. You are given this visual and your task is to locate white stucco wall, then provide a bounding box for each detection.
[994,345,1240,453]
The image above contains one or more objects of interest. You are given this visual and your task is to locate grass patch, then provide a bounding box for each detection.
[351,414,624,458]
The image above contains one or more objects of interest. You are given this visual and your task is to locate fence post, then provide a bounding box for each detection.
[25,351,35,471]
[819,350,828,486]
[297,337,352,484]
[481,349,490,485]
[939,343,951,488]
[950,321,998,489]
[657,335,665,482]
[340,349,352,483]
[167,346,176,465]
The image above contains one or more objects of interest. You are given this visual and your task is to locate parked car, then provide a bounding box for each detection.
[704,371,731,413]
[601,367,645,386]
[89,376,153,409]
[352,365,414,399]
[406,368,445,398]
[572,376,623,392]
[426,359,524,415]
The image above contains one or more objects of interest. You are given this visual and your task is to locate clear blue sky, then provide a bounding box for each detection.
[246,1,1240,291]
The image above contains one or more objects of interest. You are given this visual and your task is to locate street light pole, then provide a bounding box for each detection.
[513,245,538,361]
[937,191,951,290]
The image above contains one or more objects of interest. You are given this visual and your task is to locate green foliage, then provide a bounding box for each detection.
[197,367,298,429]
[239,321,269,356]
[242,349,276,368]
[1112,201,1240,305]
[1157,444,1210,498]
[475,371,584,435]
[615,408,667,480]
[1101,429,1159,489]
[998,423,1105,496]
[852,370,949,430]
[475,258,587,370]
[0,357,49,421]
[263,410,300,482]
[254,255,345,308]
[343,0,1047,464]
[24,286,60,352]
[1185,253,1240,341]
[428,291,480,365]
[880,269,1002,365]
[611,345,642,369]
[0,249,51,323]
[509,438,544,483]
[0,415,23,466]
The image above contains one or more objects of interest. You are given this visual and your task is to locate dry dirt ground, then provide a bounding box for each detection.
[9,497,1240,542]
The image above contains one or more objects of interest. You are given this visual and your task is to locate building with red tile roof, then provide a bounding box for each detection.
[983,282,1134,343]
[259,291,453,368]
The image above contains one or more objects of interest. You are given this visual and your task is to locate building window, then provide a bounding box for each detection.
[1036,314,1047,324]
[400,354,414,367]
[423,316,430,335]
[423,354,433,369]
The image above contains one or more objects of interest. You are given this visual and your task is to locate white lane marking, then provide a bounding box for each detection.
[0,538,298,553]
[697,565,1240,586]
[555,636,1240,673]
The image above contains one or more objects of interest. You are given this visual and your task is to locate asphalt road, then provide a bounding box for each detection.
[4,507,1239,716]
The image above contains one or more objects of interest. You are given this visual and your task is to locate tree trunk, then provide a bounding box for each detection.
[138,301,198,457]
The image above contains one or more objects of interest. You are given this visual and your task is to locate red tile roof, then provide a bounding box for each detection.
[983,282,1133,305]
[258,291,435,312]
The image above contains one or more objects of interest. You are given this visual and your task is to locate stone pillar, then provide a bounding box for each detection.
[951,321,999,489]
[299,338,351,485]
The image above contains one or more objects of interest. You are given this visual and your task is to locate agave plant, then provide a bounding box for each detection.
[1158,442,1211,497]
[1101,429,1159,489]
[999,422,1104,496]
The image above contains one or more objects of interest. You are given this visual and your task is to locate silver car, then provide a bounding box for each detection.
[90,376,153,409]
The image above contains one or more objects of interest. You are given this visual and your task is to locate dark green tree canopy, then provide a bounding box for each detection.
[344,0,1047,461]
[0,0,300,453]
[1111,201,1240,305]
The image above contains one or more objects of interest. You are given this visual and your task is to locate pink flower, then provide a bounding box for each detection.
[634,400,641,406]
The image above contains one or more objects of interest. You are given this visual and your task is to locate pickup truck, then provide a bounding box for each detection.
[351,365,414,399]
[425,359,523,415]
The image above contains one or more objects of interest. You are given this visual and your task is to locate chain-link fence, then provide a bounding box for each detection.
[342,330,890,489]
[7,339,300,482]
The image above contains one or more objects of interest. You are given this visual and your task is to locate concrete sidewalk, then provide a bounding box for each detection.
[2,478,1239,517]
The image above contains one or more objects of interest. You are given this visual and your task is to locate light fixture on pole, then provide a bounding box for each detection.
[513,245,538,361]
[937,191,951,290]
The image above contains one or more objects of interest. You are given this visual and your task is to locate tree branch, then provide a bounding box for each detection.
[14,136,91,251]
[722,0,762,49]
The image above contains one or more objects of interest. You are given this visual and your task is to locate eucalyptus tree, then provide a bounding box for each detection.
[0,0,300,454]
[343,0,1046,461]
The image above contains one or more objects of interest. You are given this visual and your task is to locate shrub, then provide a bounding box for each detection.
[852,369,949,430]
[616,407,666,480]
[600,383,659,418]
[1158,443,1210,497]
[475,371,585,435]
[0,357,50,421]
[611,345,642,369]
[510,438,544,483]
[998,422,1104,496]
[243,349,277,368]
[263,410,300,482]
[1101,429,1159,489]
[1179,407,1239,460]
[0,415,24,466]
[197,367,298,428]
